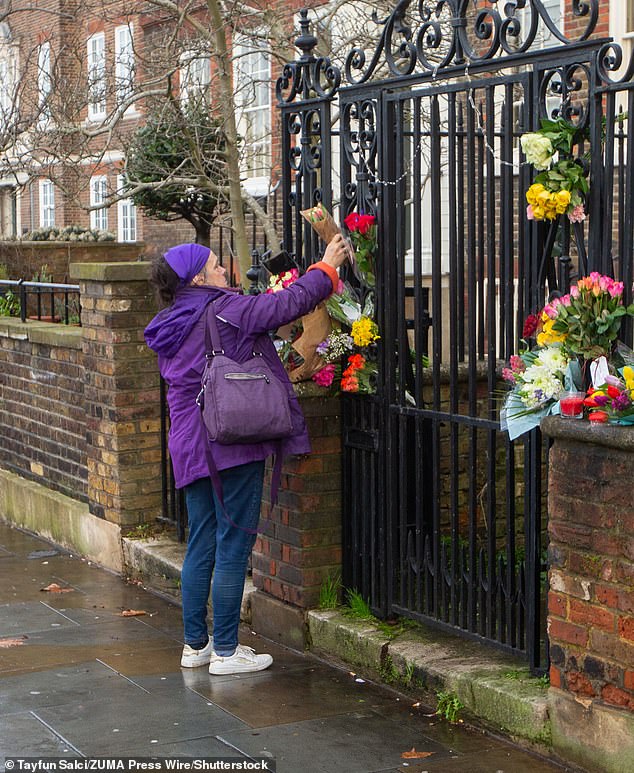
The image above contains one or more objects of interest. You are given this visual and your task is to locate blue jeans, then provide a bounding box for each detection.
[182,461,264,656]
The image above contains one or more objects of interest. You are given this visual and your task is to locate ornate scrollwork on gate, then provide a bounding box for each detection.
[276,8,341,104]
[539,62,591,128]
[341,99,379,218]
[596,41,634,86]
[344,0,600,84]
[285,108,327,209]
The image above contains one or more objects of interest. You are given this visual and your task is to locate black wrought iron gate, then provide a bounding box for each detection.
[277,2,634,674]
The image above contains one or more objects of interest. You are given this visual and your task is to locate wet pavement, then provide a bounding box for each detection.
[0,522,570,773]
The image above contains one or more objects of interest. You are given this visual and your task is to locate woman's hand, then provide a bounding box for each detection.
[322,235,349,270]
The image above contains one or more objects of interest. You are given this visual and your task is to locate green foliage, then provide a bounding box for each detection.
[21,225,115,242]
[32,264,53,283]
[318,573,341,609]
[125,522,161,540]
[379,654,399,684]
[436,691,464,723]
[0,289,19,317]
[537,117,587,155]
[125,97,228,243]
[344,588,374,620]
[0,263,9,280]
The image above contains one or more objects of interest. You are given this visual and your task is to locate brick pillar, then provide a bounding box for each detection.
[252,385,342,609]
[70,262,162,527]
[542,417,634,772]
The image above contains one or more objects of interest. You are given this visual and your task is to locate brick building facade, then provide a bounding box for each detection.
[0,0,311,259]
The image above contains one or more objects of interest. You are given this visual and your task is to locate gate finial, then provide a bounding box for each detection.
[295,8,317,60]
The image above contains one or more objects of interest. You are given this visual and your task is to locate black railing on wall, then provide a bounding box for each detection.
[0,279,81,325]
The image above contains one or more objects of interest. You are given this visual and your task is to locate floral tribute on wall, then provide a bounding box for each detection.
[267,205,379,393]
[521,118,588,224]
[500,273,634,438]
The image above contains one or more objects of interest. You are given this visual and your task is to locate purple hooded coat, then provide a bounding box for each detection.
[144,267,335,489]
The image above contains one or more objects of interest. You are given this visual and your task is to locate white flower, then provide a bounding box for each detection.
[520,133,554,171]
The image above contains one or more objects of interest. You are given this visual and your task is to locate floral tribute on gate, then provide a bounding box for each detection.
[500,273,634,438]
[521,118,589,224]
[265,204,380,394]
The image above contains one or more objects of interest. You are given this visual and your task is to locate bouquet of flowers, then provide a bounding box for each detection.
[521,118,588,223]
[343,212,376,287]
[546,273,634,360]
[500,343,576,439]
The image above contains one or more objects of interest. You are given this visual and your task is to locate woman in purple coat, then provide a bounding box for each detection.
[145,239,347,675]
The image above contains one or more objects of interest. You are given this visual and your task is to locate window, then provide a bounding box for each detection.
[233,36,271,189]
[39,179,55,227]
[611,0,634,74]
[37,41,51,126]
[90,175,108,231]
[87,32,106,120]
[117,175,136,242]
[179,49,210,103]
[0,25,17,127]
[115,25,134,107]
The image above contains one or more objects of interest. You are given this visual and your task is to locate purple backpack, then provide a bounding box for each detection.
[197,302,293,444]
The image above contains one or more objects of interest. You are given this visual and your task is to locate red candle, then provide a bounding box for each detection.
[560,394,585,418]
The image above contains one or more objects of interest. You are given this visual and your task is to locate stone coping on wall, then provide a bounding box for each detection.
[69,260,151,282]
[542,416,634,452]
[0,316,82,349]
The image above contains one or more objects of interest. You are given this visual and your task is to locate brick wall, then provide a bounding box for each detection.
[543,417,634,712]
[0,242,145,282]
[0,261,163,529]
[0,319,87,501]
[252,387,342,608]
[70,261,163,527]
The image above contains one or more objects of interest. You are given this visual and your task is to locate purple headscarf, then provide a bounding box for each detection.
[164,243,210,285]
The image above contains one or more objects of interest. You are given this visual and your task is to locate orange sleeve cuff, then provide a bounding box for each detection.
[307,261,338,294]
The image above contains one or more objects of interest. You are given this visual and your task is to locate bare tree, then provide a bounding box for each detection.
[0,0,396,278]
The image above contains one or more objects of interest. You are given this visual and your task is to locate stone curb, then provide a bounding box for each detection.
[308,609,552,750]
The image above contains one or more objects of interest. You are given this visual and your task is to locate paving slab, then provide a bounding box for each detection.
[0,522,572,773]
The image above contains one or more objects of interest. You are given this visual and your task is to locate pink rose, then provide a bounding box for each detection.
[526,205,535,220]
[609,281,624,297]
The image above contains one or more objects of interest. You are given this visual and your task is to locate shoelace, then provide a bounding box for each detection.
[234,645,257,660]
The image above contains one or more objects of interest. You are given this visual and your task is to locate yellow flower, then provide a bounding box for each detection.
[351,317,380,348]
[536,318,566,346]
[623,366,634,391]
[526,183,546,207]
[554,190,571,215]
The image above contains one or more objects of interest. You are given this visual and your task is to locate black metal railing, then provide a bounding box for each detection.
[0,279,81,325]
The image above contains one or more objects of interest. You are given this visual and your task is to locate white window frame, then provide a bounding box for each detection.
[179,49,210,103]
[0,30,18,127]
[87,32,106,121]
[116,174,136,242]
[39,179,55,227]
[115,24,134,109]
[233,34,271,194]
[37,41,51,127]
[611,0,634,76]
[90,174,108,231]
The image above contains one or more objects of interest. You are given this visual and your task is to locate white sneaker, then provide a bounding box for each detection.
[180,639,212,668]
[208,644,273,675]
